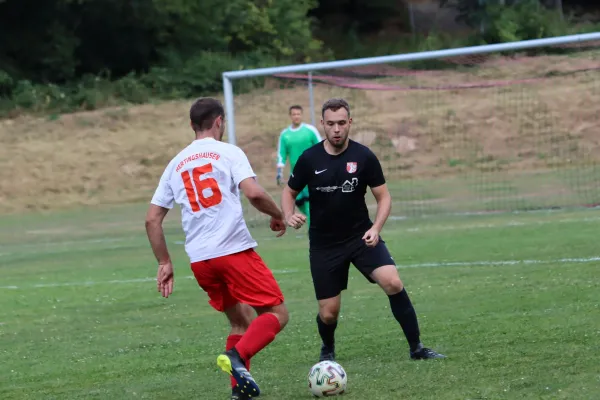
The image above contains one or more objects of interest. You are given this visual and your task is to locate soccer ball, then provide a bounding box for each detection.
[307,360,347,397]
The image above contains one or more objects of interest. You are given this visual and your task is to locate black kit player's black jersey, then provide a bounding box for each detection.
[288,139,386,248]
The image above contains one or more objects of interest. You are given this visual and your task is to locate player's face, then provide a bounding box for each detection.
[321,108,351,149]
[290,109,303,125]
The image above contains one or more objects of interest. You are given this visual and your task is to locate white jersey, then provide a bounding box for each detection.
[151,138,258,263]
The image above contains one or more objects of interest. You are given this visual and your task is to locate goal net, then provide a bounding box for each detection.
[228,37,600,224]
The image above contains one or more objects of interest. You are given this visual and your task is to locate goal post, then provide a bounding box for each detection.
[222,32,600,221]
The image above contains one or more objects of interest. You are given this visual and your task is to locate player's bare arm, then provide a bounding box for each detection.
[239,177,287,236]
[239,177,283,219]
[281,185,306,229]
[363,183,392,247]
[145,204,174,298]
[371,184,392,232]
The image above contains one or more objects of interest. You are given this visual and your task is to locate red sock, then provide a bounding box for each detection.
[226,334,251,388]
[234,313,281,361]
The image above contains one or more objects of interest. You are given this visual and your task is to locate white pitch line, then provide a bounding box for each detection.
[260,214,600,237]
[0,237,133,251]
[31,277,158,288]
[389,216,600,234]
[248,215,600,241]
[1,277,191,290]
[1,215,598,256]
[397,256,600,268]
[2,256,599,290]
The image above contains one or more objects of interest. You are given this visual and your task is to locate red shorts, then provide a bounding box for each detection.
[190,248,284,312]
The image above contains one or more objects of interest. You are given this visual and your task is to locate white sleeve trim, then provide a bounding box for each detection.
[231,146,258,187]
[150,199,174,209]
[306,124,322,141]
[276,128,287,166]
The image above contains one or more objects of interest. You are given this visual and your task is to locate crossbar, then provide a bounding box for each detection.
[223,32,600,145]
[224,33,600,80]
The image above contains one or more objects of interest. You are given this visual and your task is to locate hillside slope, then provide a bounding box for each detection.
[1,51,599,214]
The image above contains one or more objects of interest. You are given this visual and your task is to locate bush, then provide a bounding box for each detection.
[0,51,284,117]
[0,70,14,97]
[482,0,570,44]
[0,0,324,117]
[0,0,596,118]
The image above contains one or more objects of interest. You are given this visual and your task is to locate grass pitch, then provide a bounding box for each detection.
[1,205,599,399]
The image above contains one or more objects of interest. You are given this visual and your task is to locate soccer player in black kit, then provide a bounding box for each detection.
[281,98,445,361]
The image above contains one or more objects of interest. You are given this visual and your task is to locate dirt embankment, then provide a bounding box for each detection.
[1,52,598,213]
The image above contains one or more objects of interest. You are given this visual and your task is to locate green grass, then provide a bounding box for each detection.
[237,168,600,224]
[1,205,600,399]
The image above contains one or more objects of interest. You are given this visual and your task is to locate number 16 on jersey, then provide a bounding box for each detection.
[181,163,223,212]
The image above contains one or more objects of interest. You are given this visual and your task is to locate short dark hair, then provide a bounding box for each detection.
[289,105,303,114]
[321,98,350,118]
[190,97,225,131]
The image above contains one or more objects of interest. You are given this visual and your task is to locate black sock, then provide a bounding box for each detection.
[316,314,337,348]
[388,289,421,352]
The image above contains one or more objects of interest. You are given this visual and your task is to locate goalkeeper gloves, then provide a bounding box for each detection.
[276,167,283,186]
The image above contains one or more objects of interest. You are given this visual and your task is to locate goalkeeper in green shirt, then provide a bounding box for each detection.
[276,105,322,225]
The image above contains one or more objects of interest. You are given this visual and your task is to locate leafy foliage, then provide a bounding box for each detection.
[439,0,571,43]
[0,0,597,117]
[479,0,568,43]
[0,0,323,116]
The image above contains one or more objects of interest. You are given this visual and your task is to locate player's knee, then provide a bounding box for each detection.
[381,277,404,295]
[227,304,254,333]
[320,310,339,324]
[275,304,289,329]
[258,303,289,330]
[319,306,340,324]
[230,320,250,333]
[240,306,254,330]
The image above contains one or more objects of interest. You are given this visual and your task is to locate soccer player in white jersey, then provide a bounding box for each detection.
[145,97,289,400]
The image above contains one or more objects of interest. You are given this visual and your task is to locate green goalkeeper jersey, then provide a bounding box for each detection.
[277,123,322,171]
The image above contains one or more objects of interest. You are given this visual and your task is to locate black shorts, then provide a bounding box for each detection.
[309,235,395,300]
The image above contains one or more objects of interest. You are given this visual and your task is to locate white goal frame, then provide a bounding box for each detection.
[221,32,600,146]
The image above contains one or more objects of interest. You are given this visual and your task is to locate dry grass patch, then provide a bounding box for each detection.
[1,52,599,213]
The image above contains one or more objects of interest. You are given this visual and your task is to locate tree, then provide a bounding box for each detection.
[0,0,322,84]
